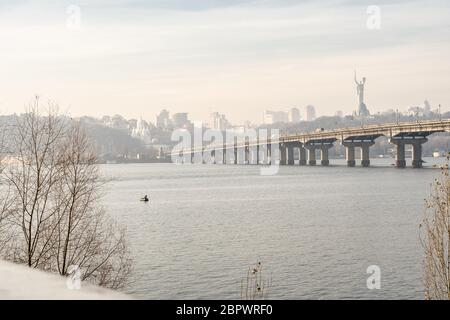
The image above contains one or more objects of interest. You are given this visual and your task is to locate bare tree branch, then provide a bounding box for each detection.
[1,98,131,290]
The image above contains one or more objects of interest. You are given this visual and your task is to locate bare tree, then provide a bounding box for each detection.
[4,97,131,289]
[5,98,66,268]
[0,181,15,258]
[0,117,14,256]
[420,158,450,300]
[51,123,131,289]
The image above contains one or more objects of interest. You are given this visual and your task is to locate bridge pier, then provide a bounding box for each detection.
[181,152,188,164]
[299,145,307,166]
[192,152,201,164]
[394,142,406,168]
[286,142,304,165]
[344,145,355,167]
[247,144,257,164]
[267,144,272,165]
[203,149,208,164]
[257,144,266,165]
[287,144,295,165]
[257,145,262,164]
[320,147,330,166]
[307,148,316,166]
[195,151,203,164]
[342,138,377,167]
[390,136,427,168]
[226,148,232,165]
[237,146,246,164]
[233,140,238,164]
[305,146,331,166]
[412,139,426,168]
[360,143,372,167]
[279,144,287,165]
[222,144,226,164]
[244,143,250,165]
[252,142,260,164]
[211,149,216,164]
[305,139,336,166]
[236,147,242,164]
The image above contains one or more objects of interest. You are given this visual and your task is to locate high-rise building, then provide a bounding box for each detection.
[423,100,431,116]
[156,109,170,129]
[288,108,301,123]
[172,113,189,128]
[305,105,316,121]
[263,111,274,124]
[210,112,220,129]
[210,112,230,130]
[263,110,289,124]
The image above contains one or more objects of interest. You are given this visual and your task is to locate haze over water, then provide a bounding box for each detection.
[101,158,446,299]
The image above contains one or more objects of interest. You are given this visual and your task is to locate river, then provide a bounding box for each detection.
[101,157,446,299]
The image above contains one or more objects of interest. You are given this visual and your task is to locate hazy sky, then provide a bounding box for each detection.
[0,0,449,124]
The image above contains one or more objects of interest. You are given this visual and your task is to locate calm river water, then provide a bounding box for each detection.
[101,157,446,300]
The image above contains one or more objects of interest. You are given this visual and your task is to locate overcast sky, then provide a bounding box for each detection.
[0,0,449,124]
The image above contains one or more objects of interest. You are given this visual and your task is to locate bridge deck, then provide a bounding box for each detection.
[173,119,450,155]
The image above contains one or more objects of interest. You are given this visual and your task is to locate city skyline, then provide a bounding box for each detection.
[0,0,449,123]
[76,100,441,130]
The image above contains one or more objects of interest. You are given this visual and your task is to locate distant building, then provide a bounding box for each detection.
[230,125,246,133]
[423,100,431,116]
[288,108,301,123]
[210,112,230,130]
[408,101,433,118]
[263,110,289,124]
[128,119,138,130]
[335,110,343,118]
[382,109,396,116]
[243,120,255,129]
[172,113,190,128]
[102,114,128,130]
[131,118,151,143]
[408,106,421,117]
[305,105,316,121]
[156,109,170,129]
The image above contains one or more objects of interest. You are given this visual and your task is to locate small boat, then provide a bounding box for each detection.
[140,195,149,202]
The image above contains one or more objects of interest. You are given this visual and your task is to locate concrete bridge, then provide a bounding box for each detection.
[173,119,450,168]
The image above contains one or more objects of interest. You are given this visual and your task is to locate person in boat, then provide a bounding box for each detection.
[142,195,149,202]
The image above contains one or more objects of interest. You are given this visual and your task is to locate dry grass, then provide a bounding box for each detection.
[240,262,272,300]
[420,154,450,300]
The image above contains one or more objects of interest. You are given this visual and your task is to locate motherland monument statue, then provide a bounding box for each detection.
[354,71,370,117]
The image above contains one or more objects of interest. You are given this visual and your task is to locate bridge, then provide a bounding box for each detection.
[172,119,450,168]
